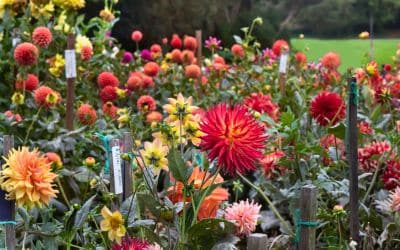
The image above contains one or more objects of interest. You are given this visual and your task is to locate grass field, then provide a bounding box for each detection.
[292,38,399,72]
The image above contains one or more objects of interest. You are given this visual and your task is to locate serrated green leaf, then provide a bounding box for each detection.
[74,195,96,228]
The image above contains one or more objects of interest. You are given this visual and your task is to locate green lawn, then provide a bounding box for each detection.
[291,38,399,72]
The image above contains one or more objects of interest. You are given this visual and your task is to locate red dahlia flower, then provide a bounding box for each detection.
[183,35,197,51]
[310,91,346,126]
[32,27,52,48]
[170,34,182,49]
[81,46,93,61]
[200,103,267,176]
[112,236,148,250]
[77,104,97,125]
[231,44,245,58]
[34,86,61,108]
[382,160,400,190]
[143,62,159,77]
[244,92,279,121]
[102,102,118,119]
[99,86,117,103]
[97,72,119,89]
[185,64,201,79]
[358,141,391,172]
[137,95,156,113]
[321,52,340,70]
[14,42,39,66]
[131,30,143,42]
[15,74,39,91]
[272,39,289,56]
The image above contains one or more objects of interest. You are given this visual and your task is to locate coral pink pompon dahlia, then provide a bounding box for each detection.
[200,103,267,176]
[310,91,346,126]
[224,199,261,236]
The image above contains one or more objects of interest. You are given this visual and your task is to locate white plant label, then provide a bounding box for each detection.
[279,53,289,73]
[64,49,77,78]
[111,146,123,194]
[12,38,20,47]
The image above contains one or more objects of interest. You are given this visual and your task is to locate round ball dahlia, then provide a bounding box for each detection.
[14,42,39,66]
[81,45,93,61]
[34,86,61,108]
[146,111,163,124]
[15,74,39,91]
[185,64,201,79]
[310,91,346,126]
[99,86,118,103]
[171,49,182,63]
[183,35,197,51]
[170,34,182,48]
[77,103,97,125]
[200,103,267,176]
[321,52,341,70]
[131,30,143,42]
[142,76,154,88]
[272,39,289,57]
[224,200,261,236]
[126,74,143,91]
[137,95,156,113]
[181,50,195,64]
[150,44,162,54]
[295,52,307,65]
[143,62,159,77]
[97,72,119,89]
[32,27,52,48]
[231,44,245,58]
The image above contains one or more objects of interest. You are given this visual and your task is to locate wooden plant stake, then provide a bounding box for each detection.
[346,77,360,247]
[1,135,15,250]
[122,132,133,200]
[279,50,289,95]
[65,33,76,130]
[195,30,202,66]
[247,233,268,250]
[110,139,123,207]
[299,185,317,250]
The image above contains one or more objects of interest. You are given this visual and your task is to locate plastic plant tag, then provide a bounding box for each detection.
[12,38,20,47]
[64,49,77,78]
[279,52,289,73]
[111,146,123,194]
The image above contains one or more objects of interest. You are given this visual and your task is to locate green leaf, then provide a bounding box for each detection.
[137,193,161,218]
[167,147,189,183]
[370,104,382,122]
[120,195,137,227]
[188,219,236,249]
[328,123,346,140]
[74,195,96,228]
[280,111,295,127]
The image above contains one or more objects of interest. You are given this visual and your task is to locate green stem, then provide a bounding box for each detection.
[91,215,109,248]
[237,171,295,237]
[362,164,380,204]
[23,107,42,144]
[56,177,71,209]
[337,216,342,249]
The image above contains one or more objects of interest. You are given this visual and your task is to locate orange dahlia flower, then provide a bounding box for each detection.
[168,166,229,220]
[0,147,58,208]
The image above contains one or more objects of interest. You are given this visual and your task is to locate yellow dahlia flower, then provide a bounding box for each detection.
[140,138,169,175]
[75,35,92,53]
[30,1,54,19]
[163,93,198,123]
[100,206,126,244]
[0,147,58,208]
[53,0,84,10]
